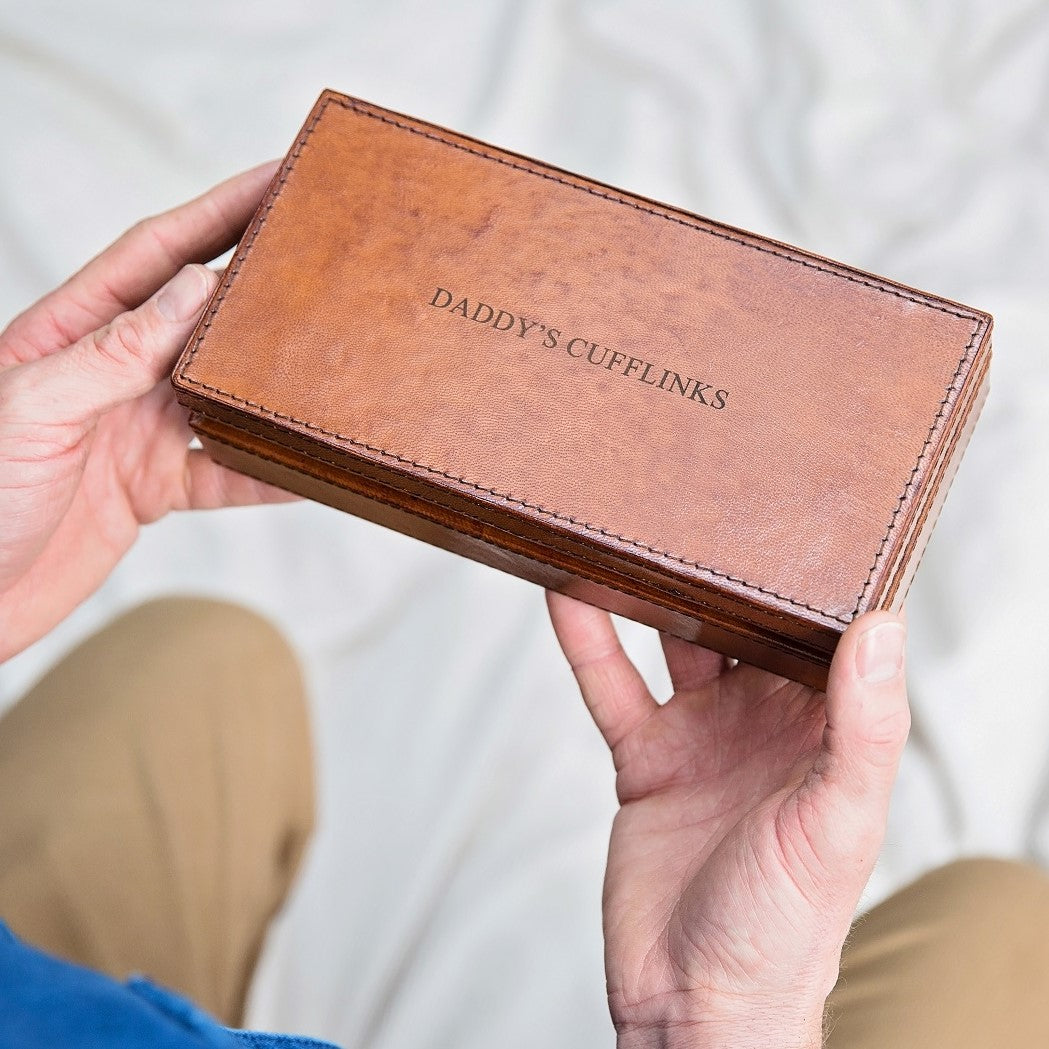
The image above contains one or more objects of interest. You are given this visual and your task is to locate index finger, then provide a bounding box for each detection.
[546,590,658,752]
[659,632,730,693]
[1,160,279,365]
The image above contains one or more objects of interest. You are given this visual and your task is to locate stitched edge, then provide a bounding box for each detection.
[852,322,984,613]
[201,428,836,660]
[200,413,825,632]
[177,93,989,625]
[190,380,849,618]
[879,368,988,609]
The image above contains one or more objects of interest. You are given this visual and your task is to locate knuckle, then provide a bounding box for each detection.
[124,215,158,249]
[127,215,152,237]
[91,311,151,369]
[133,212,181,266]
[865,704,911,752]
[119,213,179,269]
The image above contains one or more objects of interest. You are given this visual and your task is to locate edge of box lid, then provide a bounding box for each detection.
[171,89,994,636]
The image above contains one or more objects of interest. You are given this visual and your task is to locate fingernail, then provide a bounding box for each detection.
[156,265,210,322]
[856,622,906,684]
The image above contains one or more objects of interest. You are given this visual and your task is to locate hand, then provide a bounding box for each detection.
[547,593,910,1049]
[0,163,294,661]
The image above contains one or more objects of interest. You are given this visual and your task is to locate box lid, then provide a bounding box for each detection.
[173,91,992,673]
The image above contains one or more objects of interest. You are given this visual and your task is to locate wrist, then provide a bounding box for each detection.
[617,1018,822,1049]
[613,993,825,1049]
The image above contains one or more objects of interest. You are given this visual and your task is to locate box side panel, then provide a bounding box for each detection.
[193,415,834,688]
[879,361,991,611]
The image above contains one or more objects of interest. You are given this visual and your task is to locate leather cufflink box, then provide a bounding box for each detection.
[172,89,992,689]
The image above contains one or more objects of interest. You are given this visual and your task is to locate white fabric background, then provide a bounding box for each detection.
[1,1,1047,1045]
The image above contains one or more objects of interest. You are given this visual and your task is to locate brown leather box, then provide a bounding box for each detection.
[172,89,992,688]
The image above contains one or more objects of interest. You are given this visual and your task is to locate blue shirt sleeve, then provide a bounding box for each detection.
[0,922,341,1049]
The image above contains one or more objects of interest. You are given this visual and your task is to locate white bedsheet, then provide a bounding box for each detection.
[1,2,1047,1045]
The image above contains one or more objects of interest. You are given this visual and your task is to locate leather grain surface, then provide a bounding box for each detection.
[172,90,992,686]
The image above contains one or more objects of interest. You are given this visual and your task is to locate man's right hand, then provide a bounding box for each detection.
[548,591,910,1048]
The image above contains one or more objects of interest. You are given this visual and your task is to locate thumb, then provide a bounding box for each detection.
[821,610,910,800]
[792,610,910,871]
[5,264,216,430]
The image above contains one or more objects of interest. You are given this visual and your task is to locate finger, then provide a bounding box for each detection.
[797,611,910,862]
[546,590,658,750]
[6,264,217,433]
[819,611,910,796]
[2,161,277,363]
[180,450,300,511]
[659,632,730,693]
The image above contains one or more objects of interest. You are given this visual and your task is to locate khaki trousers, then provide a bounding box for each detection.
[825,857,1049,1046]
[0,598,314,1026]
[2,599,1049,1043]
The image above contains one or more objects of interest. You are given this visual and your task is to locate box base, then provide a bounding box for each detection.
[193,414,833,689]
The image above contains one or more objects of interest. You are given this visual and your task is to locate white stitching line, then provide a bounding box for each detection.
[178,93,988,624]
